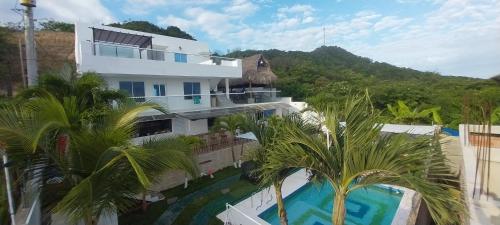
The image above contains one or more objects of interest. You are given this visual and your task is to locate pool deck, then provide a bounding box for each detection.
[216,169,416,225]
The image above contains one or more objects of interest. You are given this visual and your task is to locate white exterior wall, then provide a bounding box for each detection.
[104,76,215,112]
[74,23,241,79]
[187,119,209,135]
[173,118,188,135]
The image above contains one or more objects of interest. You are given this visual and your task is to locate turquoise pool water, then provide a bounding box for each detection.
[259,182,403,225]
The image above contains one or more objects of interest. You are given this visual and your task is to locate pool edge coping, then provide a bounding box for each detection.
[217,169,416,225]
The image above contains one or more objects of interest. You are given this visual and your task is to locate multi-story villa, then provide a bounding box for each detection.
[74,23,295,141]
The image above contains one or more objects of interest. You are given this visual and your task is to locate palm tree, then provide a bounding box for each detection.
[0,94,198,225]
[17,70,127,123]
[212,114,248,168]
[247,114,316,225]
[387,100,442,124]
[262,94,463,225]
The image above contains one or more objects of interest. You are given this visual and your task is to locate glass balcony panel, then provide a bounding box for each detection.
[116,46,135,58]
[99,44,116,57]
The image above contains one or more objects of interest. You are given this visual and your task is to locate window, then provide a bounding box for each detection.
[183,82,201,100]
[119,81,145,102]
[136,119,172,137]
[153,84,166,96]
[174,53,187,63]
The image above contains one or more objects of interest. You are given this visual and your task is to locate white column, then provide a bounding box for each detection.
[225,78,230,99]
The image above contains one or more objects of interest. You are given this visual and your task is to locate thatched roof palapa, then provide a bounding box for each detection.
[221,54,277,87]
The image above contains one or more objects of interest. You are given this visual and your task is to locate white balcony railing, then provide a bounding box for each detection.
[82,41,240,67]
[127,91,282,111]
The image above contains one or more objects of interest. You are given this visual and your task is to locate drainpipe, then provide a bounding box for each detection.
[2,151,16,225]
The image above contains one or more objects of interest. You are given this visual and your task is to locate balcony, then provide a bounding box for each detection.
[77,41,242,78]
[127,91,282,113]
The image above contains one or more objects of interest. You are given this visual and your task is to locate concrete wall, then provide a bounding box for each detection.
[459,124,500,162]
[459,124,500,225]
[150,141,258,191]
[187,119,209,135]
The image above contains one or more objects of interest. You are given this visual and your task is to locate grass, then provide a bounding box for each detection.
[173,178,258,225]
[119,167,258,225]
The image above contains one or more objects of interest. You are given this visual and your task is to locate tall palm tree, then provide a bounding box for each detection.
[0,94,198,225]
[247,114,316,225]
[212,114,248,168]
[262,94,463,225]
[387,100,443,124]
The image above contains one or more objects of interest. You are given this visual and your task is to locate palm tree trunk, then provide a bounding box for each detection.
[141,191,148,212]
[274,180,288,225]
[231,137,237,168]
[332,192,346,225]
[84,213,97,225]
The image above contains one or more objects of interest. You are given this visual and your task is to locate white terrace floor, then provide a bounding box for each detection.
[216,169,416,225]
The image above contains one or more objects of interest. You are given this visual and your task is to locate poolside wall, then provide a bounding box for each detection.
[150,141,258,191]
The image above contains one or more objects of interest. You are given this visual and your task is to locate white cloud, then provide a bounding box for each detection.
[0,0,115,24]
[277,4,314,16]
[276,4,316,25]
[122,0,220,15]
[302,16,315,24]
[352,0,500,78]
[157,15,193,30]
[224,0,259,17]
[373,16,413,31]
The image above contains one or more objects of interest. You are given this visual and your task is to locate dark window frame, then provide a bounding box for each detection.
[119,81,145,102]
[183,82,201,100]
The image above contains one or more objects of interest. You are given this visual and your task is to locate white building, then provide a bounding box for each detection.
[75,23,294,141]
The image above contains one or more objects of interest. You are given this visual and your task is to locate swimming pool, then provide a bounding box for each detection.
[258,182,403,225]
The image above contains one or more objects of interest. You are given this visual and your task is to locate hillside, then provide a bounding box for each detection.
[227,46,499,127]
[0,29,74,96]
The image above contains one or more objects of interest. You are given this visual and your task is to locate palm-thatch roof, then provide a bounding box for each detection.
[220,54,277,87]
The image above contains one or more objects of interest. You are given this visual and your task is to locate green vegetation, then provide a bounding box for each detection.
[212,114,249,167]
[109,21,195,40]
[0,72,198,225]
[260,93,464,225]
[246,114,317,225]
[39,20,75,32]
[227,46,500,127]
[119,167,258,225]
[18,20,195,40]
[387,100,443,124]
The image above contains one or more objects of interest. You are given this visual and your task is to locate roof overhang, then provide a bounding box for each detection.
[92,27,153,48]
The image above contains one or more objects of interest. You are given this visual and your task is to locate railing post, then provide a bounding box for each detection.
[2,152,17,225]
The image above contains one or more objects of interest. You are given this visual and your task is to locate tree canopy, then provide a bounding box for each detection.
[108,21,195,40]
[227,46,500,127]
[35,20,195,40]
[39,20,75,32]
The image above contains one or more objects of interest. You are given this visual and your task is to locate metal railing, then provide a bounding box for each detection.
[82,41,240,67]
[126,91,282,109]
[224,203,263,225]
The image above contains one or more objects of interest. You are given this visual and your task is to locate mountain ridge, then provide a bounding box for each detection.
[226,45,498,127]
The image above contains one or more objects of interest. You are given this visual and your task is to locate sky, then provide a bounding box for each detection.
[1,0,499,79]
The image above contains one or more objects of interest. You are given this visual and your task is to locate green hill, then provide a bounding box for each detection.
[227,46,499,127]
